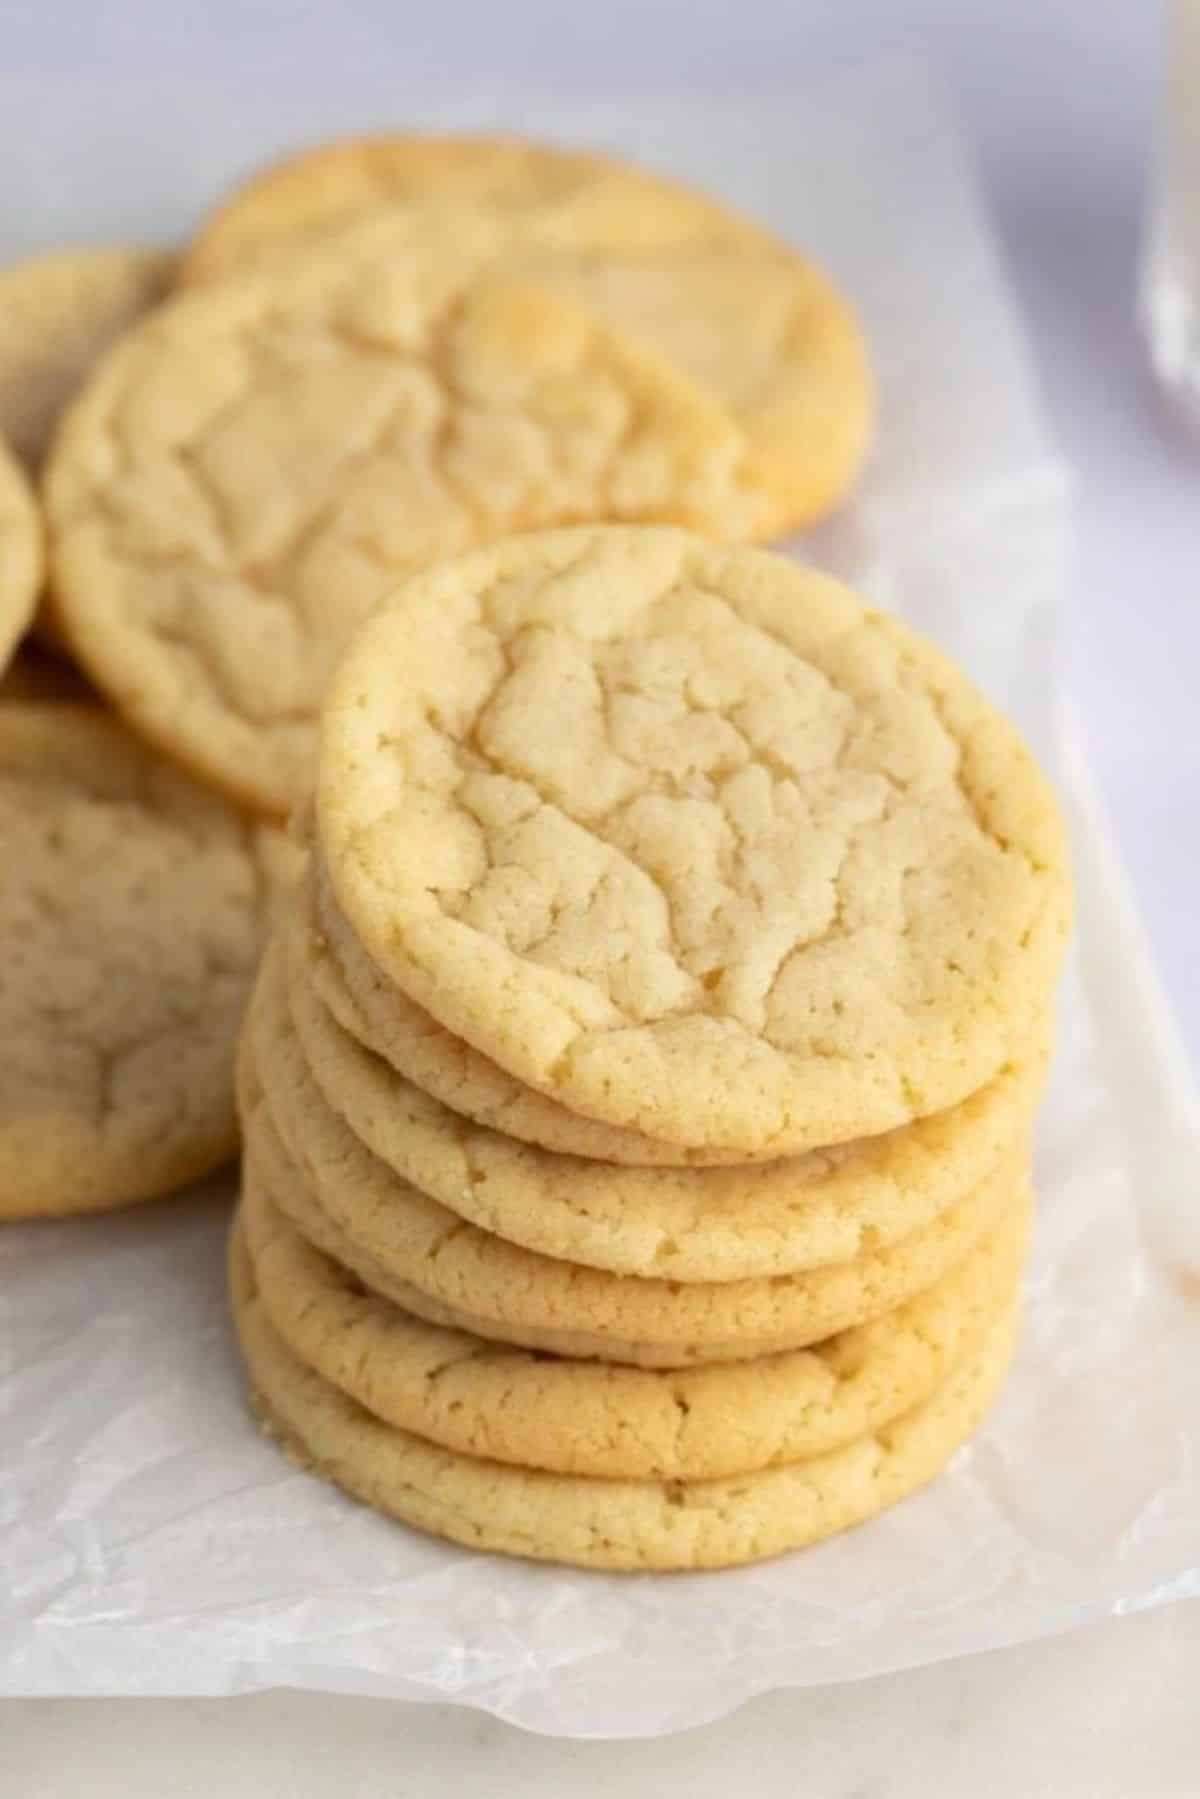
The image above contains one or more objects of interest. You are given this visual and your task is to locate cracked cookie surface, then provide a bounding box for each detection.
[283,889,1045,1280]
[46,215,783,815]
[241,946,1025,1366]
[318,526,1072,1155]
[0,435,41,674]
[0,705,270,1217]
[231,1219,1020,1571]
[241,1169,1026,1479]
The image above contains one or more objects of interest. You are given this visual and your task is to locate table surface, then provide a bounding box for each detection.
[4,1604,1199,1798]
[2,1,1198,1791]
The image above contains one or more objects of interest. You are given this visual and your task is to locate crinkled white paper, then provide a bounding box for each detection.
[2,66,1198,1740]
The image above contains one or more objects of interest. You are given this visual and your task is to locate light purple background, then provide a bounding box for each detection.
[0,1,1191,1069]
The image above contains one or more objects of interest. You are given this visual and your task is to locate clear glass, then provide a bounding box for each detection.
[1141,1,1200,427]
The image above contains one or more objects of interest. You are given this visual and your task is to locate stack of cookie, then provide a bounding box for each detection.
[232,525,1072,1571]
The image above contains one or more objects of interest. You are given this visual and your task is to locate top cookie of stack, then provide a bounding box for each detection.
[42,133,872,817]
[315,525,1070,1159]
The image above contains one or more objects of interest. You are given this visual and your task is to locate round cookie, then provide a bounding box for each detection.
[0,705,270,1218]
[0,434,41,674]
[318,526,1072,1157]
[182,134,871,529]
[46,218,784,816]
[241,1173,1027,1479]
[282,895,1045,1281]
[0,246,174,469]
[241,953,1026,1365]
[231,1222,1021,1572]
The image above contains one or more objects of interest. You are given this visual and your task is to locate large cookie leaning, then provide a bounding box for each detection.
[241,1173,1027,1479]
[231,1221,1021,1572]
[45,218,783,816]
[318,526,1072,1156]
[282,894,1045,1281]
[0,705,270,1217]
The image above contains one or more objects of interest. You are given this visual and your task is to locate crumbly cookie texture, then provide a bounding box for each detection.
[283,894,1045,1281]
[240,950,1026,1365]
[241,1172,1026,1480]
[45,216,784,816]
[231,1222,1020,1572]
[0,246,174,468]
[0,705,270,1218]
[182,134,871,528]
[318,526,1072,1156]
[0,435,42,674]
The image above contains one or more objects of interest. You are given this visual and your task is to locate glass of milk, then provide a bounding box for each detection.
[1142,0,1200,428]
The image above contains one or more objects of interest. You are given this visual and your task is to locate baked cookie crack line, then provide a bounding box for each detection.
[688,583,1020,864]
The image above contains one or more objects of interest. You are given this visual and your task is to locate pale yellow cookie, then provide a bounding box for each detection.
[182,135,871,529]
[318,527,1072,1157]
[46,219,785,816]
[231,1220,1021,1571]
[241,1173,1027,1479]
[0,705,270,1218]
[282,893,1044,1280]
[0,246,174,469]
[0,434,41,674]
[240,952,1026,1365]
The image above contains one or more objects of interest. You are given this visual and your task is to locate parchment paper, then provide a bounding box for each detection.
[2,65,1198,1739]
